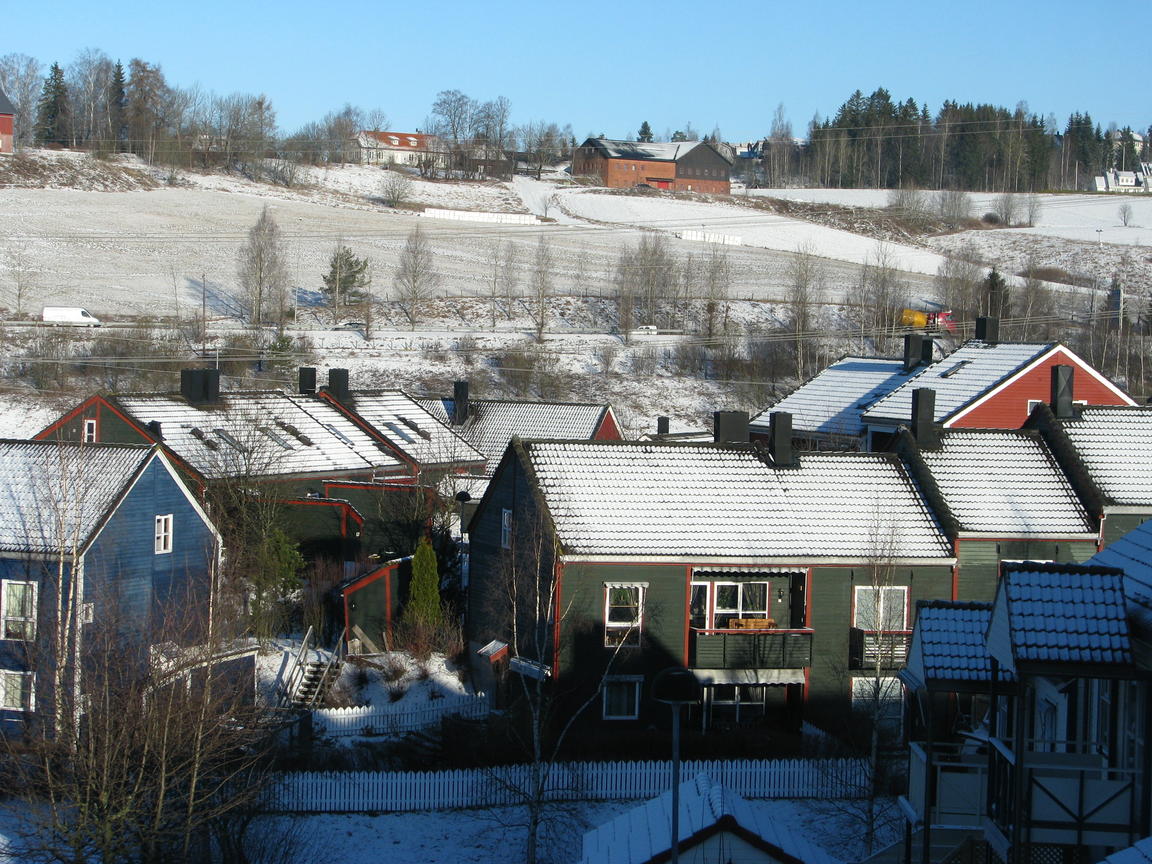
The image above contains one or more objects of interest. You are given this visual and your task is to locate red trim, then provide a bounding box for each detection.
[317,390,421,475]
[344,562,398,644]
[683,566,692,666]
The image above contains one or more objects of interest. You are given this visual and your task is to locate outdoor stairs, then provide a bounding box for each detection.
[860,827,981,864]
[290,658,343,708]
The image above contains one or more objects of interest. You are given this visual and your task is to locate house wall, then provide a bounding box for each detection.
[0,114,12,154]
[674,145,732,194]
[0,556,65,730]
[594,412,623,441]
[954,539,1097,602]
[1102,512,1152,546]
[951,352,1132,428]
[343,559,410,654]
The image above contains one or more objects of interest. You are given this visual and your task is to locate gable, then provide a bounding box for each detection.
[949,347,1134,428]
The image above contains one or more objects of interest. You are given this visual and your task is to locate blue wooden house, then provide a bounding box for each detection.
[0,439,221,731]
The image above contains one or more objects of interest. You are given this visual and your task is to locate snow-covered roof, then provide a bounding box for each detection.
[357,131,436,150]
[751,356,912,437]
[993,563,1132,669]
[864,341,1054,425]
[0,86,13,117]
[0,440,153,554]
[419,397,612,478]
[917,430,1094,536]
[582,138,721,163]
[113,391,403,480]
[338,390,485,469]
[1056,406,1152,506]
[905,601,998,688]
[578,773,835,864]
[521,441,952,561]
[1098,835,1152,864]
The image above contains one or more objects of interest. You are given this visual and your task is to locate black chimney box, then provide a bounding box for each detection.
[180,369,202,404]
[975,316,999,345]
[1051,364,1075,419]
[921,335,934,366]
[911,388,939,448]
[327,368,350,402]
[769,412,793,467]
[453,380,470,425]
[656,416,670,435]
[146,420,163,440]
[202,368,220,405]
[299,367,317,395]
[903,334,924,372]
[713,410,749,444]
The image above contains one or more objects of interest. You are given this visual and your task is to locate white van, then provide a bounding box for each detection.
[42,307,102,327]
[632,325,658,335]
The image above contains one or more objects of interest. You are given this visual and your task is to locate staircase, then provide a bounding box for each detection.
[277,626,347,709]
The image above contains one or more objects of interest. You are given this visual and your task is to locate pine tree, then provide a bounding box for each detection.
[404,537,443,630]
[35,63,70,147]
[637,121,653,143]
[984,268,1008,319]
[108,61,127,150]
[321,245,371,307]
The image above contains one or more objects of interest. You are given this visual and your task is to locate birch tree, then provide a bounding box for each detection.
[237,206,289,327]
[394,225,440,327]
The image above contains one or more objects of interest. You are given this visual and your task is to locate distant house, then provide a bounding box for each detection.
[336,556,412,655]
[0,85,13,155]
[861,319,1134,449]
[571,138,733,195]
[578,773,836,864]
[0,440,221,731]
[354,131,439,168]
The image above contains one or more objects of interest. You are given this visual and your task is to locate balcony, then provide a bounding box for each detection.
[905,741,988,829]
[849,628,911,669]
[987,738,1141,851]
[689,627,812,670]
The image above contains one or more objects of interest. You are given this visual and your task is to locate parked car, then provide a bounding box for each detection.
[42,306,102,327]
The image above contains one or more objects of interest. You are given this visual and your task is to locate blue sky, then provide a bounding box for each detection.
[8,0,1148,142]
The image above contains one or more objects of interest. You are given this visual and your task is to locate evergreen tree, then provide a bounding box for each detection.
[984,268,1008,319]
[637,121,653,143]
[108,61,127,150]
[321,244,371,307]
[404,537,443,631]
[35,62,70,147]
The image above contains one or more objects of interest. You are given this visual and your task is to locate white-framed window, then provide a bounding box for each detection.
[851,675,903,734]
[712,582,768,629]
[0,670,33,712]
[83,418,97,443]
[853,586,908,631]
[602,675,642,720]
[1,581,36,641]
[500,508,512,550]
[154,514,173,555]
[604,583,646,647]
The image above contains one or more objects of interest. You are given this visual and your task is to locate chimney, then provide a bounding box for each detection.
[975,316,999,346]
[180,368,205,404]
[656,416,670,435]
[327,368,350,402]
[903,334,924,372]
[202,368,220,405]
[713,410,749,444]
[453,380,470,425]
[768,411,793,467]
[146,420,163,440]
[299,367,317,395]
[921,335,934,366]
[911,388,939,448]
[1051,364,1075,419]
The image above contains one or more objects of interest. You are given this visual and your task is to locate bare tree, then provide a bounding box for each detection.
[237,206,289,327]
[1119,202,1133,227]
[393,225,440,327]
[1014,255,1056,340]
[933,189,971,228]
[5,241,39,316]
[0,53,44,148]
[1024,193,1043,227]
[702,244,732,339]
[934,245,984,322]
[786,243,824,380]
[380,169,413,208]
[65,48,114,148]
[530,236,554,343]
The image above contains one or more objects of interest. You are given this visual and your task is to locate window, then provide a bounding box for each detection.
[0,671,32,712]
[83,418,97,443]
[500,509,512,550]
[853,586,907,631]
[851,675,903,734]
[602,676,642,719]
[1,581,36,640]
[604,583,646,647]
[712,582,768,629]
[154,514,173,554]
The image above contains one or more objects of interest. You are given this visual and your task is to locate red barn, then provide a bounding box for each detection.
[571,138,732,195]
[0,86,14,155]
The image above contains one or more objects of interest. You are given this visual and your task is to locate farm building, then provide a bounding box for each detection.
[571,138,732,195]
[0,86,13,154]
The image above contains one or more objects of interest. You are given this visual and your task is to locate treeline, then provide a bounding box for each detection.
[752,88,1150,192]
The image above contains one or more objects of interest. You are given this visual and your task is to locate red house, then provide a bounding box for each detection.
[0,86,14,155]
[571,138,732,195]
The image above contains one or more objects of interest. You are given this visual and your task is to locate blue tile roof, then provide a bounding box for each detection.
[914,601,999,683]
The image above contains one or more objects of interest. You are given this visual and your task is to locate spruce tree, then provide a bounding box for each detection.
[405,537,443,631]
[637,121,653,143]
[984,268,1008,319]
[321,245,371,307]
[35,63,70,147]
[109,61,128,150]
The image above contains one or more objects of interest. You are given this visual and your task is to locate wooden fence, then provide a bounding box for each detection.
[311,693,489,738]
[268,757,868,813]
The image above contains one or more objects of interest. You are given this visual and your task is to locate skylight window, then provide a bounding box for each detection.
[324,423,355,447]
[213,429,249,453]
[259,426,294,450]
[276,419,314,446]
[399,416,433,440]
[939,360,971,378]
[384,422,415,445]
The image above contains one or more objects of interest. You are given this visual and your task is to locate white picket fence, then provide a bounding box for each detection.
[312,693,489,738]
[422,207,540,225]
[677,229,743,246]
[268,757,867,813]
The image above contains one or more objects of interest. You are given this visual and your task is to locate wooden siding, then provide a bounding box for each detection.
[951,351,1132,428]
[955,539,1098,602]
[1102,512,1152,546]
